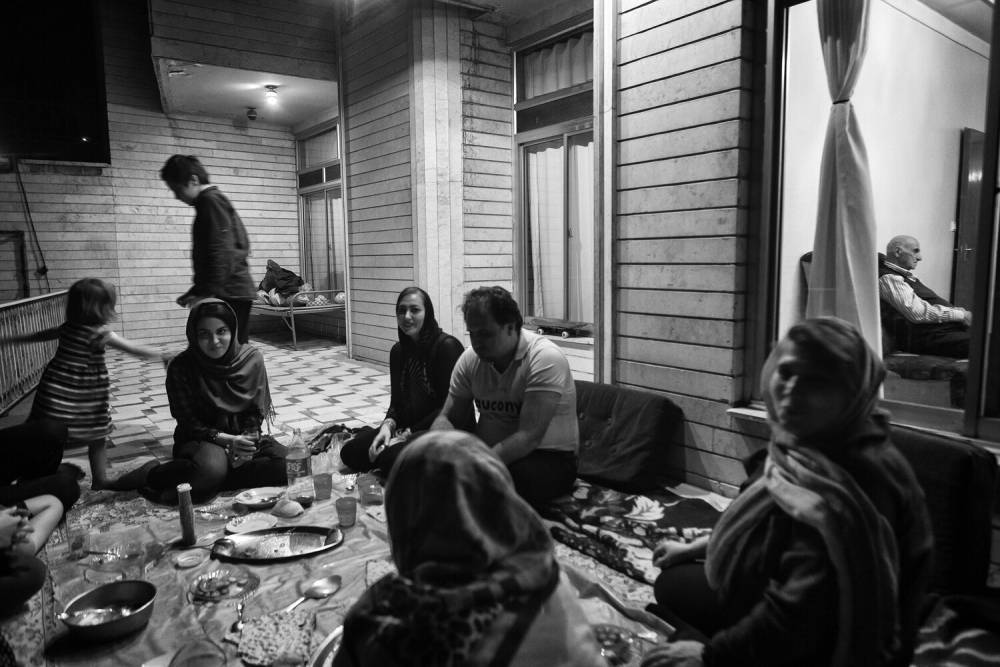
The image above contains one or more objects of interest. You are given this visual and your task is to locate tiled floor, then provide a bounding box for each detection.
[72,331,389,472]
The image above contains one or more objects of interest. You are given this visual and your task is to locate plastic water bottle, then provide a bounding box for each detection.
[285,429,314,506]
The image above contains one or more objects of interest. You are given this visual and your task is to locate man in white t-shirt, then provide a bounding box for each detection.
[432,286,578,508]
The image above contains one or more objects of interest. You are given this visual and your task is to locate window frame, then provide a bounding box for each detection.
[512,23,595,330]
[753,0,998,442]
[515,124,595,322]
[295,120,345,291]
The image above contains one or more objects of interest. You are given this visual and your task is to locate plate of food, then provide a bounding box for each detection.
[226,512,278,534]
[233,487,285,511]
[188,564,258,604]
[593,623,642,666]
[309,625,344,667]
[172,549,208,569]
[211,526,344,563]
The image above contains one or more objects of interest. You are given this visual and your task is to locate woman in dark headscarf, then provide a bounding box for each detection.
[340,287,472,474]
[644,317,933,667]
[122,299,286,503]
[334,430,604,667]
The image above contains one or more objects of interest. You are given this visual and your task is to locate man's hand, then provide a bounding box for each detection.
[963,310,972,327]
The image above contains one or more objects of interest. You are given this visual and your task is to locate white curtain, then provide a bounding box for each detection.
[525,141,564,317]
[524,135,594,321]
[327,190,345,290]
[805,0,881,354]
[521,32,593,100]
[567,134,594,322]
[304,192,329,289]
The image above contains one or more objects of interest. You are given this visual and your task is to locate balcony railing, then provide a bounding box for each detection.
[0,291,67,415]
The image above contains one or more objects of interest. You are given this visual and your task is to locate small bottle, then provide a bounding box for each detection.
[285,429,314,506]
[177,482,196,546]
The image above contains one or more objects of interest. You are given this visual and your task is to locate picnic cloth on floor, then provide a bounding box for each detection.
[546,479,722,585]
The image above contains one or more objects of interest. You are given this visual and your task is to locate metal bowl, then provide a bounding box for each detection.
[59,580,156,642]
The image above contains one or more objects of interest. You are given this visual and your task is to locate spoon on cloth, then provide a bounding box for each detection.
[281,575,342,613]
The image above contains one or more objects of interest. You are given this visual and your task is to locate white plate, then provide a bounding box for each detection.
[172,550,208,569]
[226,512,278,534]
[233,487,285,510]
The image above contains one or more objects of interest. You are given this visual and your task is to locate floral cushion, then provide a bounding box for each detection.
[546,479,721,585]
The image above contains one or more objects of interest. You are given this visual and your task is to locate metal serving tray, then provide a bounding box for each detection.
[210,526,344,563]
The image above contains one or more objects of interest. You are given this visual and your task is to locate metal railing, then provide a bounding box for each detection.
[0,290,67,415]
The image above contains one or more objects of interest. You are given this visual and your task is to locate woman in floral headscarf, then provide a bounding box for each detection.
[644,317,933,667]
[121,299,286,504]
[333,430,604,667]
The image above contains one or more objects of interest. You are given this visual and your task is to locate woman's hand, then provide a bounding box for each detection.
[227,434,258,468]
[640,640,706,667]
[653,534,710,568]
[368,422,394,462]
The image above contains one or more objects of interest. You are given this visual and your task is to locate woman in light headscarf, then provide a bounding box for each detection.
[333,430,604,667]
[644,317,933,667]
[122,299,286,504]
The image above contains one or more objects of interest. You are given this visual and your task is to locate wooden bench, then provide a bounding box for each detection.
[250,290,345,349]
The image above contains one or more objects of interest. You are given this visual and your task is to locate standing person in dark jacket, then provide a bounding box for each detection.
[340,287,472,475]
[644,317,933,667]
[160,154,257,344]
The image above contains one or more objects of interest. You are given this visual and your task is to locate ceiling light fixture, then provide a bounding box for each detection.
[265,85,279,104]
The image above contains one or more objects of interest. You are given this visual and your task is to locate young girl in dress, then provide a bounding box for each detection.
[27,278,169,490]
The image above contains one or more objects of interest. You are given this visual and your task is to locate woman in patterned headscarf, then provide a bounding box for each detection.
[339,287,473,475]
[334,430,604,667]
[120,298,286,503]
[644,317,933,667]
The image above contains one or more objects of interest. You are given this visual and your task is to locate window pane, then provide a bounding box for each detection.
[776,0,989,411]
[301,190,344,291]
[302,192,329,289]
[520,31,593,101]
[524,139,566,318]
[566,132,594,323]
[328,190,345,291]
[298,127,338,170]
[522,133,594,323]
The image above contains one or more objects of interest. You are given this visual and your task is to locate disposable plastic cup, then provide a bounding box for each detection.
[335,497,358,527]
[314,473,334,500]
[358,474,383,506]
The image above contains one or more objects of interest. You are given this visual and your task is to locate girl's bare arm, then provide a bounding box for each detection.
[104,331,171,362]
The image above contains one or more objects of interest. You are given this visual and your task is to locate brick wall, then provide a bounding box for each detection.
[0,1,302,347]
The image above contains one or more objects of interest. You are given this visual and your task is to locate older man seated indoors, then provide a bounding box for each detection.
[431,286,578,510]
[878,235,971,359]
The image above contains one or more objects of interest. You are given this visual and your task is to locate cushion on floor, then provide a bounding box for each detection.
[575,380,683,492]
